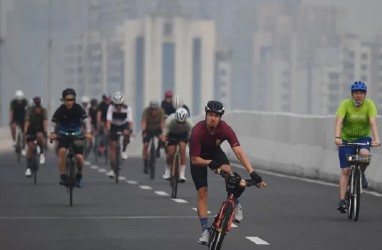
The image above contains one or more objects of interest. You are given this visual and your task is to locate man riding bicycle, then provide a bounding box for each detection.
[106,91,133,178]
[10,90,28,156]
[97,94,112,154]
[49,88,92,188]
[24,97,48,177]
[189,100,265,245]
[160,107,192,182]
[141,100,165,173]
[334,81,380,213]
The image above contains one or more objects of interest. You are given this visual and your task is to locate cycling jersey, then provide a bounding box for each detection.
[88,107,98,128]
[336,98,377,141]
[189,120,240,158]
[25,107,47,133]
[163,113,193,137]
[51,103,88,134]
[141,107,165,131]
[161,100,176,118]
[97,101,110,123]
[106,104,133,126]
[10,99,28,124]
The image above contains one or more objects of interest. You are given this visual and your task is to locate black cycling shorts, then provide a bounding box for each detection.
[58,136,84,155]
[109,123,130,141]
[190,149,230,191]
[26,129,44,143]
[142,128,162,143]
[167,132,188,146]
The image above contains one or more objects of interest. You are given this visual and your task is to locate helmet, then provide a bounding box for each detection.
[173,95,183,109]
[165,90,173,98]
[175,107,188,123]
[62,88,76,99]
[15,90,24,100]
[90,98,98,106]
[81,96,90,104]
[112,91,125,105]
[351,81,367,93]
[32,96,42,106]
[205,100,225,116]
[149,100,159,109]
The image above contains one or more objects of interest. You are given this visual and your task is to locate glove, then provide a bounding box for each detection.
[226,175,237,194]
[250,171,263,184]
[208,160,220,170]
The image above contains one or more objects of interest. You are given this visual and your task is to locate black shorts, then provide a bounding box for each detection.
[26,128,44,142]
[167,132,188,146]
[58,136,84,155]
[109,123,129,141]
[190,149,230,190]
[143,128,162,143]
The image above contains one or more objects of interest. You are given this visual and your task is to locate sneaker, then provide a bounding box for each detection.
[198,229,210,245]
[39,154,45,164]
[25,168,32,177]
[59,175,66,186]
[21,149,26,156]
[179,173,187,183]
[162,168,171,180]
[234,203,243,223]
[75,174,83,188]
[362,172,368,188]
[121,151,128,160]
[108,170,115,178]
[337,200,347,213]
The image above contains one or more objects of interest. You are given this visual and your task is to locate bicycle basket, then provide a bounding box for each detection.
[346,154,372,166]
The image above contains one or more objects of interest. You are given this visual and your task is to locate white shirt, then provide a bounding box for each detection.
[106,104,133,126]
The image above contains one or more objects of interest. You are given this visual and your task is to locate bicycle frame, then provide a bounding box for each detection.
[30,139,40,185]
[148,135,158,180]
[170,143,180,198]
[15,125,23,162]
[114,131,123,184]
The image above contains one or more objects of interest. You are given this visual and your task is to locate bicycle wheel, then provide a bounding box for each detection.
[93,135,98,163]
[149,139,156,180]
[354,168,361,221]
[209,204,233,250]
[347,171,354,220]
[115,144,120,184]
[66,156,75,207]
[16,133,21,163]
[32,153,38,185]
[171,153,180,198]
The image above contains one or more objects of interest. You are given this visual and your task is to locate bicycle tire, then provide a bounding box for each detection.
[149,139,156,180]
[94,135,98,163]
[171,153,180,198]
[16,133,21,163]
[66,156,75,207]
[115,143,120,184]
[354,168,361,221]
[32,152,38,185]
[209,203,233,250]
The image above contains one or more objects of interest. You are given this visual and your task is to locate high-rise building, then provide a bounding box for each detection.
[121,0,216,124]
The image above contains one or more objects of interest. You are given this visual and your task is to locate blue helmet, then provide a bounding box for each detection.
[351,81,367,93]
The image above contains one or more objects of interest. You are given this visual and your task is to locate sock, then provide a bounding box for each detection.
[200,217,208,232]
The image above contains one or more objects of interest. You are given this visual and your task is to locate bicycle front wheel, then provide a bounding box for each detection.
[149,140,156,180]
[209,204,233,250]
[347,171,354,220]
[171,153,180,198]
[115,145,120,184]
[354,168,361,221]
[66,157,76,207]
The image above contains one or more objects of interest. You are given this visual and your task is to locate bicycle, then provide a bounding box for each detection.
[208,171,259,250]
[27,136,40,185]
[97,128,108,164]
[148,135,158,180]
[342,141,377,221]
[169,143,180,198]
[113,131,123,184]
[52,132,85,207]
[15,125,23,163]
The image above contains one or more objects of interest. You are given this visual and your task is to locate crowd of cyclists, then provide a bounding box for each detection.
[9,80,380,245]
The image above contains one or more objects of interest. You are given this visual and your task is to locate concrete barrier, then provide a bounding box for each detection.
[0,127,12,152]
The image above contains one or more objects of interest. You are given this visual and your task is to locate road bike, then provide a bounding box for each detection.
[208,171,258,250]
[113,131,123,184]
[148,135,158,180]
[27,136,40,185]
[342,141,377,221]
[97,128,108,164]
[15,125,23,163]
[169,143,181,198]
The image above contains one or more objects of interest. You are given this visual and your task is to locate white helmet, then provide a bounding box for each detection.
[175,107,188,123]
[173,95,183,109]
[81,96,90,104]
[112,91,125,105]
[15,90,24,100]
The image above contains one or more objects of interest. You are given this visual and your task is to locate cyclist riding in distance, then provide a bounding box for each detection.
[334,81,380,213]
[106,91,133,178]
[87,98,98,153]
[97,94,112,131]
[23,97,48,177]
[141,100,165,173]
[160,107,193,182]
[81,96,91,155]
[161,90,176,118]
[173,95,191,117]
[189,100,266,245]
[49,88,92,187]
[10,90,28,155]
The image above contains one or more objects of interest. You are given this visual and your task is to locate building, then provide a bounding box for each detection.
[215,48,232,109]
[121,0,216,124]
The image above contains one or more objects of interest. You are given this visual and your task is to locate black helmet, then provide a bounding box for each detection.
[62,88,76,99]
[90,98,98,106]
[205,100,225,115]
[32,96,42,106]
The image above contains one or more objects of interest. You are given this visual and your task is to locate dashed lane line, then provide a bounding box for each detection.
[246,236,270,245]
[126,180,138,184]
[155,191,170,196]
[192,208,211,214]
[139,185,152,190]
[172,198,188,203]
[98,168,107,173]
[90,165,98,170]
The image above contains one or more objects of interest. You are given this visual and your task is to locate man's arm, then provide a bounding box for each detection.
[232,146,254,173]
[370,116,380,145]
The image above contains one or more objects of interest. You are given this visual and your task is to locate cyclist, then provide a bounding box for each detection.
[49,88,92,187]
[106,91,133,177]
[173,95,190,117]
[189,100,265,245]
[160,107,193,182]
[141,100,165,173]
[88,98,99,155]
[81,96,91,156]
[97,94,111,155]
[161,90,176,118]
[24,97,48,177]
[10,90,28,155]
[334,81,380,213]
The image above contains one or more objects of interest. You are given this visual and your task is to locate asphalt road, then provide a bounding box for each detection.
[1,149,382,250]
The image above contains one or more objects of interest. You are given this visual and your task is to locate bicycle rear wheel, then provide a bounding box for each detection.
[209,204,233,250]
[115,144,120,184]
[354,168,361,221]
[171,153,180,198]
[32,154,38,185]
[149,139,156,180]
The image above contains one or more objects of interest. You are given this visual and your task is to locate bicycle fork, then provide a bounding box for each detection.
[215,200,235,233]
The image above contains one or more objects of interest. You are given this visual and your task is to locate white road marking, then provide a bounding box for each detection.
[90,165,98,170]
[172,199,188,203]
[118,176,126,181]
[0,215,199,220]
[155,191,170,196]
[98,169,106,173]
[84,161,91,166]
[192,207,211,214]
[246,236,270,245]
[139,185,152,190]
[126,180,138,185]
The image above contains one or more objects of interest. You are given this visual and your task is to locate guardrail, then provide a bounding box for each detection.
[0,127,12,152]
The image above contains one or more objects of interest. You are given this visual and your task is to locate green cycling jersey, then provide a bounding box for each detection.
[336,98,377,141]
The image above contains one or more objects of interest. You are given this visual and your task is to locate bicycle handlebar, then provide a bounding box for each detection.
[50,133,86,144]
[219,171,260,188]
[341,141,380,147]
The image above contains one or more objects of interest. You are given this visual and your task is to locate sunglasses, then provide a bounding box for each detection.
[65,98,75,102]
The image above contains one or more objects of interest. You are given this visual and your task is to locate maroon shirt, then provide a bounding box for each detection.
[189,120,240,158]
